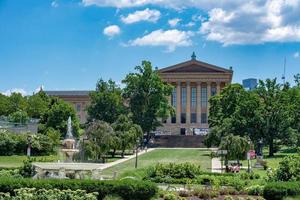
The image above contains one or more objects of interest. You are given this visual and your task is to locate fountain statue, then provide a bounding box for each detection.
[61,117,79,162]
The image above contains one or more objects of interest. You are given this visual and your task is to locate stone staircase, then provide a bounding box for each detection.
[150,135,206,148]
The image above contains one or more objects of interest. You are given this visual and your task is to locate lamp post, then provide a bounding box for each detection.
[247,138,251,173]
[27,135,32,157]
[135,138,140,169]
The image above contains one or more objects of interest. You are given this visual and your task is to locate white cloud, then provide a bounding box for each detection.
[84,0,300,46]
[294,51,300,58]
[168,18,181,27]
[103,25,121,37]
[2,88,27,96]
[200,0,300,45]
[121,8,161,24]
[129,29,193,52]
[51,1,59,8]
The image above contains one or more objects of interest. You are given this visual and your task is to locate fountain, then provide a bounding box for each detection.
[33,117,104,179]
[61,116,79,162]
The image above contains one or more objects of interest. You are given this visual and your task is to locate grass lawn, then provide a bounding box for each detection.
[0,155,59,168]
[101,149,211,178]
[240,147,298,177]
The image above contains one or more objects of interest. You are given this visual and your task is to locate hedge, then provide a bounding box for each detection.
[263,182,300,200]
[0,178,158,200]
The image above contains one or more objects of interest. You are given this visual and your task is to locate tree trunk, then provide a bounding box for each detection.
[121,149,125,158]
[112,149,116,158]
[269,138,274,157]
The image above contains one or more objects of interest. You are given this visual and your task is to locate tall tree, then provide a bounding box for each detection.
[256,79,291,156]
[206,84,262,147]
[0,94,10,116]
[39,98,80,137]
[112,114,143,157]
[85,120,114,162]
[87,79,125,124]
[26,90,50,119]
[122,61,173,139]
[8,92,27,113]
[294,73,300,87]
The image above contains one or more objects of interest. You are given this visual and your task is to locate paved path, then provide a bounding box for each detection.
[211,157,222,173]
[100,148,155,170]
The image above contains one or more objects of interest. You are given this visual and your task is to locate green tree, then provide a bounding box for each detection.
[256,79,291,156]
[112,114,143,157]
[0,94,10,116]
[206,84,262,147]
[85,120,114,162]
[219,134,250,162]
[122,61,173,139]
[87,79,125,124]
[8,92,27,113]
[294,73,300,87]
[26,90,50,119]
[39,98,80,138]
[8,110,29,125]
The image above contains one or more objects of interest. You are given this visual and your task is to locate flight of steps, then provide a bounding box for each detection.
[150,135,206,148]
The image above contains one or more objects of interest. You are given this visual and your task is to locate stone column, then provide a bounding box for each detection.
[207,82,211,119]
[196,82,201,124]
[167,95,171,124]
[186,81,191,126]
[217,82,221,95]
[176,81,181,125]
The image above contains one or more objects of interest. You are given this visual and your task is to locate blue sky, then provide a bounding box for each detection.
[0,0,300,95]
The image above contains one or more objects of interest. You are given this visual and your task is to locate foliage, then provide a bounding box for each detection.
[39,98,80,138]
[7,93,27,114]
[0,188,98,200]
[85,120,114,161]
[245,185,264,196]
[0,178,158,200]
[0,132,56,156]
[8,111,29,125]
[0,94,10,116]
[219,134,250,160]
[206,84,262,147]
[19,159,35,178]
[269,155,300,181]
[26,90,50,119]
[146,163,202,180]
[103,195,122,200]
[263,182,300,200]
[88,79,126,124]
[122,61,173,139]
[112,115,143,157]
[0,169,22,179]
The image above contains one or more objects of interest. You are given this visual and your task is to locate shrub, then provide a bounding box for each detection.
[146,163,202,180]
[19,159,35,178]
[245,185,264,196]
[163,192,177,200]
[0,188,98,200]
[103,195,123,200]
[0,169,22,179]
[263,182,300,200]
[0,178,158,200]
[271,155,300,181]
[224,196,234,200]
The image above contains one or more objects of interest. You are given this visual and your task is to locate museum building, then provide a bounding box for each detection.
[46,53,233,135]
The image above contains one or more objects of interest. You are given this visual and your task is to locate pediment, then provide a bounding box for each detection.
[159,60,232,74]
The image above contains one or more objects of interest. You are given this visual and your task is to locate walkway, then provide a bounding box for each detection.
[100,148,155,170]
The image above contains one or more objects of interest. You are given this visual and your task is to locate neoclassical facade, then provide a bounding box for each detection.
[157,53,233,135]
[46,53,233,135]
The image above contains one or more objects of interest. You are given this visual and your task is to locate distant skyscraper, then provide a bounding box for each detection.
[243,78,258,90]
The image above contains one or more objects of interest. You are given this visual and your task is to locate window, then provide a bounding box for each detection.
[191,113,197,123]
[201,113,207,123]
[180,128,186,135]
[191,87,197,108]
[76,103,81,112]
[181,87,187,109]
[171,116,176,123]
[181,113,186,124]
[211,86,217,96]
[171,88,176,107]
[201,86,207,107]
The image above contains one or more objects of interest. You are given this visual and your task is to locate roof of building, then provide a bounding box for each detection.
[159,52,233,74]
[45,90,92,96]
